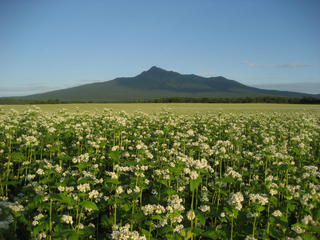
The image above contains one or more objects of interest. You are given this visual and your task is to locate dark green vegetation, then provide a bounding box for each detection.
[150,96,320,104]
[1,96,320,105]
[7,67,319,102]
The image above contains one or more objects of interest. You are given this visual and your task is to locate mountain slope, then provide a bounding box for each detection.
[21,66,316,101]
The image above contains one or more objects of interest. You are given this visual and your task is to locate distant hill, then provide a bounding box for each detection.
[15,66,319,101]
[251,82,320,95]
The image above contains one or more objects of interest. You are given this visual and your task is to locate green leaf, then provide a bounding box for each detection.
[197,213,207,225]
[308,225,320,233]
[28,194,44,209]
[101,214,113,227]
[110,151,120,161]
[219,177,234,183]
[315,208,320,221]
[301,233,317,240]
[255,205,265,212]
[50,193,63,201]
[104,178,120,185]
[8,152,24,162]
[122,203,131,211]
[203,230,226,239]
[77,177,95,184]
[80,201,99,211]
[74,163,91,169]
[269,196,278,205]
[287,202,296,211]
[141,229,150,237]
[192,227,205,234]
[166,188,176,196]
[50,193,77,205]
[53,229,80,240]
[0,181,19,186]
[190,177,202,192]
[151,215,163,221]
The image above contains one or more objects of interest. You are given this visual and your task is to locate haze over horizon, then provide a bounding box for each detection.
[0,0,319,97]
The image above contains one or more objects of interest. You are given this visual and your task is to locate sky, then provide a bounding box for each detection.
[0,0,320,96]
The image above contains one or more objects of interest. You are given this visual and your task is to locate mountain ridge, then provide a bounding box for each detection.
[11,66,319,102]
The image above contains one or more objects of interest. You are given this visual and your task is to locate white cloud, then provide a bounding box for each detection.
[0,80,101,97]
[198,72,217,77]
[243,61,320,68]
[0,84,60,97]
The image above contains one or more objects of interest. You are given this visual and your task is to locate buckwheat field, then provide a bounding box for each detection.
[0,106,319,240]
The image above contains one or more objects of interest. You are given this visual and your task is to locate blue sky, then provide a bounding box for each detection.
[0,0,319,96]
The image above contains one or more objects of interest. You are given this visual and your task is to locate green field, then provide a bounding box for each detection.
[1,103,319,114]
[0,107,319,239]
[0,104,320,239]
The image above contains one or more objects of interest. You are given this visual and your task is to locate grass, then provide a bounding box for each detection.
[0,103,319,114]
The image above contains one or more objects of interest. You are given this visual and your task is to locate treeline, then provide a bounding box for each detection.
[148,96,320,104]
[0,96,319,104]
[0,98,64,105]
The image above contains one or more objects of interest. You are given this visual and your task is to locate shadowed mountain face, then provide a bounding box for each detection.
[116,66,246,92]
[21,66,316,101]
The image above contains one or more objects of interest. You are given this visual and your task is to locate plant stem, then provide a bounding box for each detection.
[49,199,53,240]
[267,203,270,234]
[113,203,117,226]
[230,216,234,240]
[252,215,257,238]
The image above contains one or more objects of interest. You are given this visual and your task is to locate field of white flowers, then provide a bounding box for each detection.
[0,107,319,240]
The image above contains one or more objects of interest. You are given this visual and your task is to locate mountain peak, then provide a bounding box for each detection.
[147,66,167,73]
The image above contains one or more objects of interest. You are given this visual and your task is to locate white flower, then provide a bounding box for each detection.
[134,186,140,193]
[77,183,90,193]
[89,190,100,199]
[173,224,184,233]
[228,192,244,211]
[187,129,194,136]
[32,220,39,226]
[61,215,73,225]
[37,232,47,240]
[36,169,44,175]
[111,145,119,151]
[291,225,305,234]
[34,213,44,221]
[189,171,199,180]
[141,204,166,215]
[199,205,210,212]
[116,186,124,195]
[272,210,282,217]
[26,174,36,180]
[111,224,146,240]
[187,210,195,221]
[269,189,278,196]
[76,223,84,230]
[249,193,269,206]
[8,203,24,212]
[302,215,315,225]
[109,172,118,179]
[58,186,65,192]
[166,195,185,213]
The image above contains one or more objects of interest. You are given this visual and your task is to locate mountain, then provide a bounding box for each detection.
[19,66,317,101]
[250,82,320,95]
